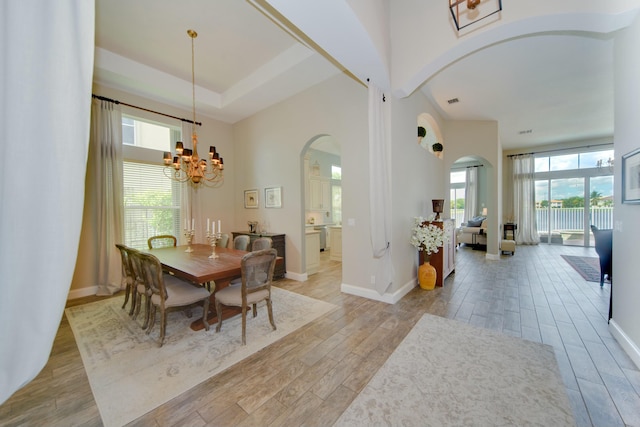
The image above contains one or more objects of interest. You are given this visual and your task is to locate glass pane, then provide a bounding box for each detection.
[331,165,342,180]
[449,187,465,226]
[450,170,465,184]
[550,154,579,171]
[580,150,614,170]
[122,116,173,151]
[589,175,614,234]
[331,185,342,224]
[535,180,550,243]
[551,177,585,246]
[535,157,549,172]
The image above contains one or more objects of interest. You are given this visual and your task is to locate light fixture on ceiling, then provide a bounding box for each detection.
[163,29,224,187]
[449,0,502,31]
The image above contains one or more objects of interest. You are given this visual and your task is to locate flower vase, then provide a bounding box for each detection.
[418,259,437,290]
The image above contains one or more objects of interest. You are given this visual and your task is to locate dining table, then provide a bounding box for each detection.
[145,243,280,331]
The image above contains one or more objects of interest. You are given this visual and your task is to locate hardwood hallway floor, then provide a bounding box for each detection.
[1,244,639,426]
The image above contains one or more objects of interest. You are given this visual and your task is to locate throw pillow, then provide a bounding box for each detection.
[467,216,485,227]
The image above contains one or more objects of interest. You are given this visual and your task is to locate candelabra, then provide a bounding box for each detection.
[183,229,195,253]
[207,231,221,259]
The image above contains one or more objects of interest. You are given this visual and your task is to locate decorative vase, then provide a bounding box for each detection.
[418,260,437,290]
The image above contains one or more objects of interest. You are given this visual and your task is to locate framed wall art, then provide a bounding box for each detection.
[244,189,259,208]
[265,186,282,208]
[622,147,640,204]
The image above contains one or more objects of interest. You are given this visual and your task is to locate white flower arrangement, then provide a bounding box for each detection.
[410,216,453,255]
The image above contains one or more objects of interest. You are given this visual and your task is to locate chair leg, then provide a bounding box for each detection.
[241,306,248,345]
[159,309,166,347]
[252,304,257,318]
[128,288,137,317]
[146,306,156,335]
[202,298,210,331]
[266,298,276,331]
[121,283,130,309]
[215,299,223,332]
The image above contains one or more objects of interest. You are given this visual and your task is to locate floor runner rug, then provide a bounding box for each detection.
[561,255,602,283]
[65,287,336,427]
[334,313,576,427]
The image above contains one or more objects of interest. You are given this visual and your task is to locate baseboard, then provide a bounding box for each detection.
[341,279,415,304]
[67,285,98,300]
[609,319,640,369]
[285,271,307,282]
[486,252,500,261]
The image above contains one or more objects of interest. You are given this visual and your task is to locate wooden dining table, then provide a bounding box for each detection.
[144,244,251,331]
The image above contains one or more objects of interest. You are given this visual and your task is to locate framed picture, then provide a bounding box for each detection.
[244,189,258,209]
[622,148,640,204]
[265,186,282,208]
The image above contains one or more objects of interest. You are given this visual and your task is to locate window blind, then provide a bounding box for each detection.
[123,161,181,249]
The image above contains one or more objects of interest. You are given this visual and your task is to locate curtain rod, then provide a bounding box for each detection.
[91,94,201,126]
[506,142,611,158]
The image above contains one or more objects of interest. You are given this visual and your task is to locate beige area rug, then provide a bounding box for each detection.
[65,287,336,427]
[335,313,576,427]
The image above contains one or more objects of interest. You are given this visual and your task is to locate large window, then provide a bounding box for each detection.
[122,115,182,249]
[534,148,614,246]
[449,170,466,225]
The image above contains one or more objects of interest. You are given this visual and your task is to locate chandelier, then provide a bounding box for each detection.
[163,29,224,187]
[449,0,502,31]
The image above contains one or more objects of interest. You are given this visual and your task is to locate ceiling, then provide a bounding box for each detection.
[94,0,618,153]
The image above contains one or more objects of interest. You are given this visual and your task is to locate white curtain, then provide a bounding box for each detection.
[512,154,539,244]
[464,166,478,223]
[86,98,124,295]
[0,1,94,403]
[368,83,393,295]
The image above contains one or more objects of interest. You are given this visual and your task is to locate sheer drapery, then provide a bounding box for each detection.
[464,167,478,223]
[368,83,393,295]
[512,154,539,244]
[86,99,125,295]
[0,1,94,403]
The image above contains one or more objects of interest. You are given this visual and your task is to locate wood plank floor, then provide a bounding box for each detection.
[1,244,639,426]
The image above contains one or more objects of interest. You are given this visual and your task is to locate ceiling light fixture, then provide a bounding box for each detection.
[163,29,224,187]
[449,0,502,31]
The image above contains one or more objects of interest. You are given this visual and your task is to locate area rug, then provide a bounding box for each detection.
[65,287,336,427]
[334,313,576,427]
[561,255,602,283]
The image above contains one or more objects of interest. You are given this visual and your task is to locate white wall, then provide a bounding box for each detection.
[610,13,640,368]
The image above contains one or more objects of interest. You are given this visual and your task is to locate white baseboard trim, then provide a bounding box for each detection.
[341,279,416,304]
[609,319,640,369]
[68,286,98,300]
[285,271,307,282]
[486,252,500,261]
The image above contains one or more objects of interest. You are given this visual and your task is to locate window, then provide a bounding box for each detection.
[449,170,466,225]
[331,165,342,180]
[122,114,183,249]
[123,162,181,249]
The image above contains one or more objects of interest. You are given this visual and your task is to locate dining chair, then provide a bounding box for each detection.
[147,234,177,249]
[218,233,230,249]
[215,248,277,345]
[116,244,136,314]
[251,237,272,251]
[138,251,211,347]
[129,248,153,328]
[233,235,250,251]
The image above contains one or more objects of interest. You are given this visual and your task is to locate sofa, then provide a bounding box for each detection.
[457,216,487,246]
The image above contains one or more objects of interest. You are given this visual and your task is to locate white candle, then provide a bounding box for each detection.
[212,221,216,235]
[192,218,195,231]
[207,218,210,232]
[218,220,221,234]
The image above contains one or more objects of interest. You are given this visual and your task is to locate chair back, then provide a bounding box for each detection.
[147,235,177,249]
[218,233,230,249]
[233,235,250,251]
[590,225,612,259]
[240,248,277,301]
[116,243,134,286]
[137,252,168,304]
[251,237,272,251]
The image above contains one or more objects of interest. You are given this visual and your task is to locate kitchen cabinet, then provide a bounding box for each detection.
[231,232,286,279]
[305,231,320,275]
[309,177,330,211]
[418,219,455,287]
[329,226,342,261]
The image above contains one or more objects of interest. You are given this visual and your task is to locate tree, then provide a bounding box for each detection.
[590,190,602,206]
[563,196,584,208]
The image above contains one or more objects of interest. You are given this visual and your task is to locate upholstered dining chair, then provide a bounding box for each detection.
[233,235,250,251]
[251,236,272,251]
[137,251,210,347]
[218,233,230,249]
[147,234,177,249]
[128,248,153,328]
[116,244,136,315]
[590,225,612,287]
[215,248,277,345]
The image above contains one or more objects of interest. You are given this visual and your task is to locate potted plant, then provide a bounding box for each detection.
[410,216,451,289]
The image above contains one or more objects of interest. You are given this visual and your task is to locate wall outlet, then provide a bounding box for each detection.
[370,275,376,284]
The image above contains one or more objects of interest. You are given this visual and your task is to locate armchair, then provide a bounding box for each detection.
[456,216,487,247]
